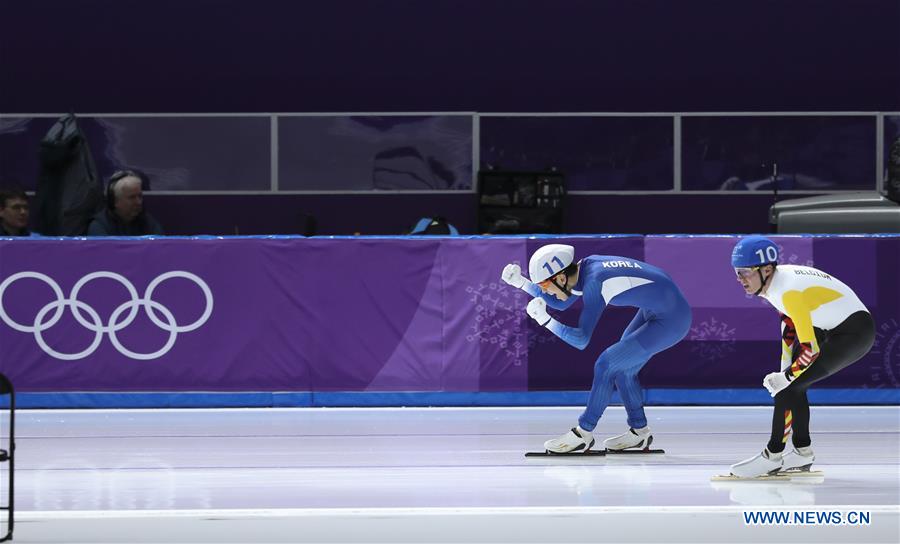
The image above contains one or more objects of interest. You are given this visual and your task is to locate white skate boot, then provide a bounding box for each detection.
[729,448,783,479]
[603,426,653,451]
[543,426,595,454]
[780,447,816,474]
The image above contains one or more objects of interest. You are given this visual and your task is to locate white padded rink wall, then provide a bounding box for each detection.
[6,406,899,543]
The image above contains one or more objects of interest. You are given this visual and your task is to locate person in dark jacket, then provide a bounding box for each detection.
[0,187,34,236]
[888,135,900,202]
[87,171,163,236]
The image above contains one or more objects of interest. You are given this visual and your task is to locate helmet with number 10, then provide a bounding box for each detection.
[731,235,779,268]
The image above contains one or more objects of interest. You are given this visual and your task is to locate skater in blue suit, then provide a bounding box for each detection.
[501,244,692,453]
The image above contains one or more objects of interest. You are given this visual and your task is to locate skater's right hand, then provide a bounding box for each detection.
[501,263,527,289]
[763,371,791,397]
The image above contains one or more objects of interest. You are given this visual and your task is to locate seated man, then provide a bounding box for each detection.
[0,187,33,236]
[87,170,164,236]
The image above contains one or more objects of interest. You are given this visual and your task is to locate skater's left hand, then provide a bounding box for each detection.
[794,342,819,369]
[763,371,792,397]
[501,263,527,289]
[526,298,551,326]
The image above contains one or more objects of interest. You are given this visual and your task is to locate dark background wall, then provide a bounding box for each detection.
[2,0,899,235]
[144,193,782,236]
[3,0,899,113]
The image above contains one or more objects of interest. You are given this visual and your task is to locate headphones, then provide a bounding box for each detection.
[106,170,140,209]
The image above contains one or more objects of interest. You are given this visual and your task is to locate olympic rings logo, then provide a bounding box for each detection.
[0,271,213,360]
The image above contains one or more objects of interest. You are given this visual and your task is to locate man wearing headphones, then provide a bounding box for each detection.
[87,170,164,236]
[501,244,692,454]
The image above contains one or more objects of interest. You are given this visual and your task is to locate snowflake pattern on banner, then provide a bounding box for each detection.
[689,316,737,362]
[869,317,900,389]
[778,245,814,268]
[465,281,557,366]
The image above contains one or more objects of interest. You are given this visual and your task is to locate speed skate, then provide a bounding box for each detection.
[711,468,824,481]
[525,446,665,459]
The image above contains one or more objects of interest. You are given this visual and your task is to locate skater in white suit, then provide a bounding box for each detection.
[728,236,875,478]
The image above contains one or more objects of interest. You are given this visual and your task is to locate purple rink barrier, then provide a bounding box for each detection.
[0,235,897,408]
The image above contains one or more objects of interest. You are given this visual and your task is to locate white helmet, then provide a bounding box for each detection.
[529,244,575,283]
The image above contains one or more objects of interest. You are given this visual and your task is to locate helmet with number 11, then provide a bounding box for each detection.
[529,244,577,297]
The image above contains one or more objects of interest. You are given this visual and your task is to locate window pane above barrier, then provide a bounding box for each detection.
[479,116,674,191]
[278,116,474,191]
[0,116,271,191]
[682,116,877,191]
[885,115,900,193]
[0,117,50,191]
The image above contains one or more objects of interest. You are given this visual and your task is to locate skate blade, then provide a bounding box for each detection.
[604,448,665,455]
[525,450,607,458]
[777,469,824,477]
[524,450,608,464]
[711,473,791,482]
